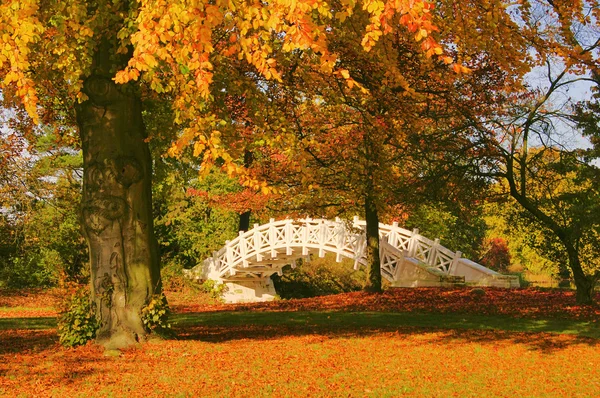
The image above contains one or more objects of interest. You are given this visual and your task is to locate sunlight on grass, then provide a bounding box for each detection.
[2,289,600,397]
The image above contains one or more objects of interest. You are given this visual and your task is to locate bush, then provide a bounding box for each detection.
[141,293,171,334]
[272,255,366,299]
[480,237,512,273]
[0,254,57,289]
[161,262,196,292]
[199,279,227,300]
[57,287,99,347]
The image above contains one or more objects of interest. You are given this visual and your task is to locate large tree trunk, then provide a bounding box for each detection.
[364,194,382,293]
[77,74,161,350]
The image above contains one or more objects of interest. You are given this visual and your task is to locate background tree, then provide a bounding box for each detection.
[237,0,526,291]
[0,127,87,288]
[456,0,600,303]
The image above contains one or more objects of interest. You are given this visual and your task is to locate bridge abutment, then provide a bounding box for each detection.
[221,279,278,303]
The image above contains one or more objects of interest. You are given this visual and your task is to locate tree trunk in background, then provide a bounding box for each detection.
[77,73,161,350]
[238,149,254,232]
[364,194,382,293]
[239,211,251,232]
[566,245,595,305]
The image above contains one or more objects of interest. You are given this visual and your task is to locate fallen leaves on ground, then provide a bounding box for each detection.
[169,287,600,322]
[0,288,61,318]
[1,329,599,397]
[1,287,600,397]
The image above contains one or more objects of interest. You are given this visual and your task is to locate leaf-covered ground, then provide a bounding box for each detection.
[169,287,600,321]
[1,287,600,397]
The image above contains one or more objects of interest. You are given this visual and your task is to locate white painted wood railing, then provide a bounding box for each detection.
[185,217,519,288]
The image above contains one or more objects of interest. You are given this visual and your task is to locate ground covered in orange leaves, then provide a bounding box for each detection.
[169,287,600,321]
[1,287,600,397]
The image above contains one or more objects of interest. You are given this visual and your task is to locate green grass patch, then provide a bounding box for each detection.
[172,311,600,339]
[0,317,56,330]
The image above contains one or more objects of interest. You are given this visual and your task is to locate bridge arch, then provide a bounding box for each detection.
[185,217,519,303]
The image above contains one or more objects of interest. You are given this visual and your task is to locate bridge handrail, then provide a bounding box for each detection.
[197,217,478,280]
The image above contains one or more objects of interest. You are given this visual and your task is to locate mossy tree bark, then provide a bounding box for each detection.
[76,69,161,349]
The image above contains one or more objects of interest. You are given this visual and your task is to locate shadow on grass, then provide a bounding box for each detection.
[1,311,598,355]
[171,310,600,352]
[0,328,58,355]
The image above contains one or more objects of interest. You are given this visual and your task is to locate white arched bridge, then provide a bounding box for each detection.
[184,217,520,303]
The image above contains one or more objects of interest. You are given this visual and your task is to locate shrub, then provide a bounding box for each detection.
[272,255,366,299]
[480,237,511,272]
[141,293,171,333]
[199,279,227,300]
[57,287,99,347]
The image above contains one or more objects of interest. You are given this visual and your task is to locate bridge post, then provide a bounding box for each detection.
[269,218,277,259]
[449,251,462,275]
[302,219,310,255]
[225,241,233,277]
[429,238,440,267]
[318,220,326,258]
[408,229,419,257]
[335,218,345,263]
[239,231,249,267]
[285,220,293,256]
[253,224,263,262]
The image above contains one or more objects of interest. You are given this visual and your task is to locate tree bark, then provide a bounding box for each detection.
[76,74,161,349]
[364,194,382,293]
[565,244,595,305]
[238,149,254,232]
[239,211,251,232]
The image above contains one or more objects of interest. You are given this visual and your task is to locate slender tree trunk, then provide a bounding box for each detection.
[239,211,251,232]
[77,71,161,349]
[364,194,382,293]
[565,245,595,305]
[238,149,254,232]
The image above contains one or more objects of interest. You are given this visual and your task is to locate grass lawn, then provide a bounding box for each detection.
[1,287,599,397]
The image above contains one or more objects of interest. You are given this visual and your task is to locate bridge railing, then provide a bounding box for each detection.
[186,217,519,289]
[198,217,482,280]
[353,217,464,274]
